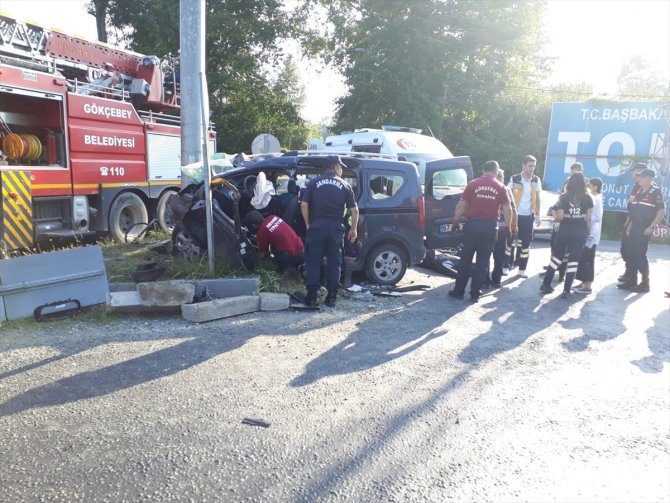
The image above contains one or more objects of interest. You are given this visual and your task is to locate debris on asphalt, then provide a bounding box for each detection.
[241,418,271,428]
[350,291,374,302]
[371,290,401,297]
[346,284,365,292]
[393,284,431,293]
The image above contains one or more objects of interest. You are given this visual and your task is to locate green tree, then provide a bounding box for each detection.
[86,0,317,152]
[86,0,109,43]
[320,0,553,173]
[268,55,311,149]
[617,55,668,99]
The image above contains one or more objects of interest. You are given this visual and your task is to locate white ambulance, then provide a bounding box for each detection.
[308,126,457,183]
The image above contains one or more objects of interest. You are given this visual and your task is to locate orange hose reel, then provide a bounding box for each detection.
[1,133,43,161]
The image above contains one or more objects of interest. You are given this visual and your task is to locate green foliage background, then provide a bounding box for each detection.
[87,0,668,175]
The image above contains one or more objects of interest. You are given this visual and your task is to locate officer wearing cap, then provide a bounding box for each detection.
[618,167,665,293]
[618,162,648,284]
[301,155,359,307]
[449,160,512,302]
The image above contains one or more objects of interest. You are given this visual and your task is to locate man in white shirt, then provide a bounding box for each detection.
[508,155,542,278]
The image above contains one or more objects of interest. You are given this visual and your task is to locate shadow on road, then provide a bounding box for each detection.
[458,283,577,365]
[0,310,351,417]
[290,284,457,387]
[0,329,250,417]
[561,284,645,352]
[294,268,641,501]
[631,307,670,373]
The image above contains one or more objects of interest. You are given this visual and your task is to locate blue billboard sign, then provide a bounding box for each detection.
[544,102,669,212]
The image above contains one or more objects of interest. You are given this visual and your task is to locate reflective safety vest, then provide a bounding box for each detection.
[511,173,539,214]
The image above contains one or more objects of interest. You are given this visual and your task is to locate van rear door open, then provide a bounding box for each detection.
[424,156,473,249]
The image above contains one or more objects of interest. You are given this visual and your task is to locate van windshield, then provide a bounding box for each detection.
[401,153,454,184]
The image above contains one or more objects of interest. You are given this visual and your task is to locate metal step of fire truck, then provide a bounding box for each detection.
[0,13,179,111]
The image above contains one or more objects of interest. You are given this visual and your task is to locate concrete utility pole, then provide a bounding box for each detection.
[180,0,214,273]
[180,0,206,187]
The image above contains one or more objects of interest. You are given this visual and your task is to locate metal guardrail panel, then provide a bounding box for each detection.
[0,245,109,321]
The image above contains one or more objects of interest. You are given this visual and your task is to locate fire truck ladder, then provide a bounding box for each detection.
[0,14,179,110]
[0,14,52,72]
[0,13,141,77]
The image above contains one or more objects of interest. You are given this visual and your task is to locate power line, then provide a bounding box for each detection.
[508,85,670,100]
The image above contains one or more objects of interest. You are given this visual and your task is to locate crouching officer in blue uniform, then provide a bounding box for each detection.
[618,168,665,293]
[449,160,512,302]
[301,156,359,307]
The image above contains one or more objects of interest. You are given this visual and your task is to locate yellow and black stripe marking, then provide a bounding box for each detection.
[1,171,34,250]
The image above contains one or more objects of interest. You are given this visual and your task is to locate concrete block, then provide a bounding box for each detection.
[108,282,137,292]
[137,280,195,306]
[193,278,259,299]
[260,292,290,311]
[107,291,181,314]
[108,290,142,308]
[182,295,260,323]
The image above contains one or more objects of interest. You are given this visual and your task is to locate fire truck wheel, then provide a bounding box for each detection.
[156,189,178,234]
[109,192,149,243]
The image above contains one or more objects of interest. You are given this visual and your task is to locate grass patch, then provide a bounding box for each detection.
[99,232,294,291]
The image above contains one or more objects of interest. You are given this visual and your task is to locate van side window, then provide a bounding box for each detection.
[300,170,359,199]
[369,173,404,199]
[431,169,468,200]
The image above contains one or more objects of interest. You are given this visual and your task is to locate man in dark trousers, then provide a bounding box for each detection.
[490,168,517,287]
[618,168,665,293]
[545,161,586,282]
[449,160,512,302]
[618,162,647,284]
[245,210,304,274]
[508,155,542,278]
[301,156,359,307]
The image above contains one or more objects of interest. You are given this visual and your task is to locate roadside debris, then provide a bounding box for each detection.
[289,291,320,311]
[241,418,271,428]
[343,281,432,301]
[0,245,108,322]
[393,284,430,293]
[371,290,401,297]
[33,299,82,322]
[131,262,166,283]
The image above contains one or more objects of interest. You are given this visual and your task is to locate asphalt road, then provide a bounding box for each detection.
[1,240,669,502]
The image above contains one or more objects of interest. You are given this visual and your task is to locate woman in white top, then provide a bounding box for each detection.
[574,177,603,293]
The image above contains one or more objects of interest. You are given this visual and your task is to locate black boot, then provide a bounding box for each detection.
[632,276,650,293]
[617,279,637,290]
[305,291,318,307]
[324,291,337,307]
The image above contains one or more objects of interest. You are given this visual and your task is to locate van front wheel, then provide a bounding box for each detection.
[365,244,407,285]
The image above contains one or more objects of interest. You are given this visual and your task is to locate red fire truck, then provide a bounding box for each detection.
[0,14,214,250]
